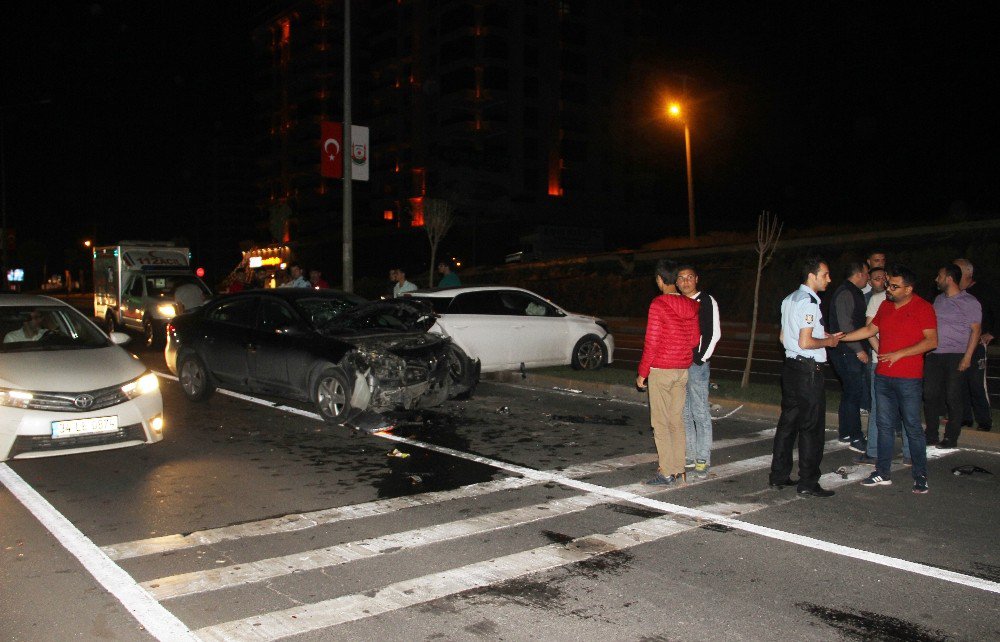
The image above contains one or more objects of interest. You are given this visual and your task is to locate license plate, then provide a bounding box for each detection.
[51,416,119,438]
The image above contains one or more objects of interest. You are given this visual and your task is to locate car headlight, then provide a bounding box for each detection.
[121,372,159,399]
[0,389,33,409]
[156,303,178,317]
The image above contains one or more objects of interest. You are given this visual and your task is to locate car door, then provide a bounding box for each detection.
[198,296,258,389]
[496,290,568,367]
[445,291,518,370]
[250,297,312,398]
[120,274,145,330]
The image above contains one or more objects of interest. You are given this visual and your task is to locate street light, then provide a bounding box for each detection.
[666,101,696,240]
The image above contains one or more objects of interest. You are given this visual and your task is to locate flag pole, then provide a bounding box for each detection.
[341,0,353,292]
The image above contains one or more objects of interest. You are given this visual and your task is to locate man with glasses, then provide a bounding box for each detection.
[4,310,49,343]
[842,266,937,494]
[858,267,912,465]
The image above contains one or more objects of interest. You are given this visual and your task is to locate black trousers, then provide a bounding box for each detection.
[770,358,827,489]
[923,352,965,443]
[962,344,992,429]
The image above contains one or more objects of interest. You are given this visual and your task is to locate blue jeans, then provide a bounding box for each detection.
[874,374,927,480]
[866,360,910,459]
[683,361,713,465]
[829,349,866,442]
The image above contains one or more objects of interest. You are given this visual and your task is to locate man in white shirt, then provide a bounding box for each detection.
[4,310,48,343]
[391,267,418,298]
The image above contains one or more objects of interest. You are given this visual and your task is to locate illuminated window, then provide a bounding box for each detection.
[383,210,395,221]
[409,197,425,226]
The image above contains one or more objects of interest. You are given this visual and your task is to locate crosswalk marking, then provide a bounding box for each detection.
[105,428,777,561]
[193,512,708,641]
[144,449,787,600]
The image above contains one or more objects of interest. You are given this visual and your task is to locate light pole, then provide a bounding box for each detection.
[667,102,696,240]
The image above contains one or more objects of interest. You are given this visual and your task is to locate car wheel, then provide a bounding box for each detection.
[178,354,214,401]
[446,344,479,400]
[571,334,607,371]
[143,317,164,349]
[314,368,352,424]
[105,312,117,334]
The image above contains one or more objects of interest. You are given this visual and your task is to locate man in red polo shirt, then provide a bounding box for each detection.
[841,265,937,494]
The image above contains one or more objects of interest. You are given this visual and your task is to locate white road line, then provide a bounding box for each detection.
[195,515,699,641]
[104,422,777,561]
[192,454,949,642]
[155,374,1000,598]
[0,464,198,642]
[375,430,998,594]
[144,447,796,600]
[104,451,648,561]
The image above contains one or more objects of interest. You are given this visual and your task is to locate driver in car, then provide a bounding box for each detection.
[4,310,48,343]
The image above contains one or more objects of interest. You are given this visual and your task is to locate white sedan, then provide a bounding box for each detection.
[405,286,614,372]
[0,295,163,461]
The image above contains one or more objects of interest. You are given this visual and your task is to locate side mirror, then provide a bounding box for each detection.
[109,331,131,345]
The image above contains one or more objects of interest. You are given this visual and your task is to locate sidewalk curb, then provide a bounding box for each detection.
[483,371,1000,453]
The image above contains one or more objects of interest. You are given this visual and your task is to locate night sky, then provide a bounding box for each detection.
[3,2,997,278]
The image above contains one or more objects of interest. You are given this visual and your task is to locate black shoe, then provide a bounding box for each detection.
[925,437,939,446]
[797,485,835,498]
[936,439,957,449]
[769,478,798,489]
[979,425,993,432]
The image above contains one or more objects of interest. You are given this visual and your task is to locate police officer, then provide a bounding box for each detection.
[769,256,843,497]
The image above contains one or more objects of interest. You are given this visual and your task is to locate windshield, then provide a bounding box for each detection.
[319,299,435,334]
[145,274,210,298]
[0,305,111,353]
[294,294,367,330]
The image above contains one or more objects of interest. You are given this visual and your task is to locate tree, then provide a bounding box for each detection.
[742,211,783,388]
[423,198,454,287]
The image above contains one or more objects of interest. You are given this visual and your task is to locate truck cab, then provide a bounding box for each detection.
[94,242,211,348]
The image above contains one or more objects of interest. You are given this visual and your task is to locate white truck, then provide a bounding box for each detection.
[94,241,211,348]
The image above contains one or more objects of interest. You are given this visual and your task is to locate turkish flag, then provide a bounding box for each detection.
[320,121,343,178]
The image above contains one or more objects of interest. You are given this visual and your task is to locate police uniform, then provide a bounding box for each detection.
[770,284,828,490]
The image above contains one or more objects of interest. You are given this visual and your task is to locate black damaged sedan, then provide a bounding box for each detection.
[164,289,479,423]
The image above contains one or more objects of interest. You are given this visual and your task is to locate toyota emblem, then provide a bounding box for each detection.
[73,394,95,409]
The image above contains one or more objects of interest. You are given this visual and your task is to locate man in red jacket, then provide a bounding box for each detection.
[636,259,701,485]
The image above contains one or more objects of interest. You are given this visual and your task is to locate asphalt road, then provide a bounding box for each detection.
[2,343,999,641]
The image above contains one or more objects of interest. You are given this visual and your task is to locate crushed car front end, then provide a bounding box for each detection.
[348,334,452,413]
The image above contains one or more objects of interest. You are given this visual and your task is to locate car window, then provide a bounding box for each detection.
[406,295,454,314]
[449,291,505,315]
[295,295,366,329]
[145,274,210,298]
[259,298,299,333]
[127,276,144,297]
[1,305,110,353]
[497,291,559,317]
[205,297,258,328]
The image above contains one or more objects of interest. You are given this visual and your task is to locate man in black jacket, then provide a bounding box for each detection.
[955,259,995,431]
[827,261,870,452]
[677,264,721,478]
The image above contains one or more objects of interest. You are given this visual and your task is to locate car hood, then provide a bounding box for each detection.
[0,346,147,392]
[349,332,446,353]
[320,299,437,334]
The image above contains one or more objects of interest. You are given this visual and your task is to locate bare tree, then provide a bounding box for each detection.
[423,198,454,287]
[742,211,783,388]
